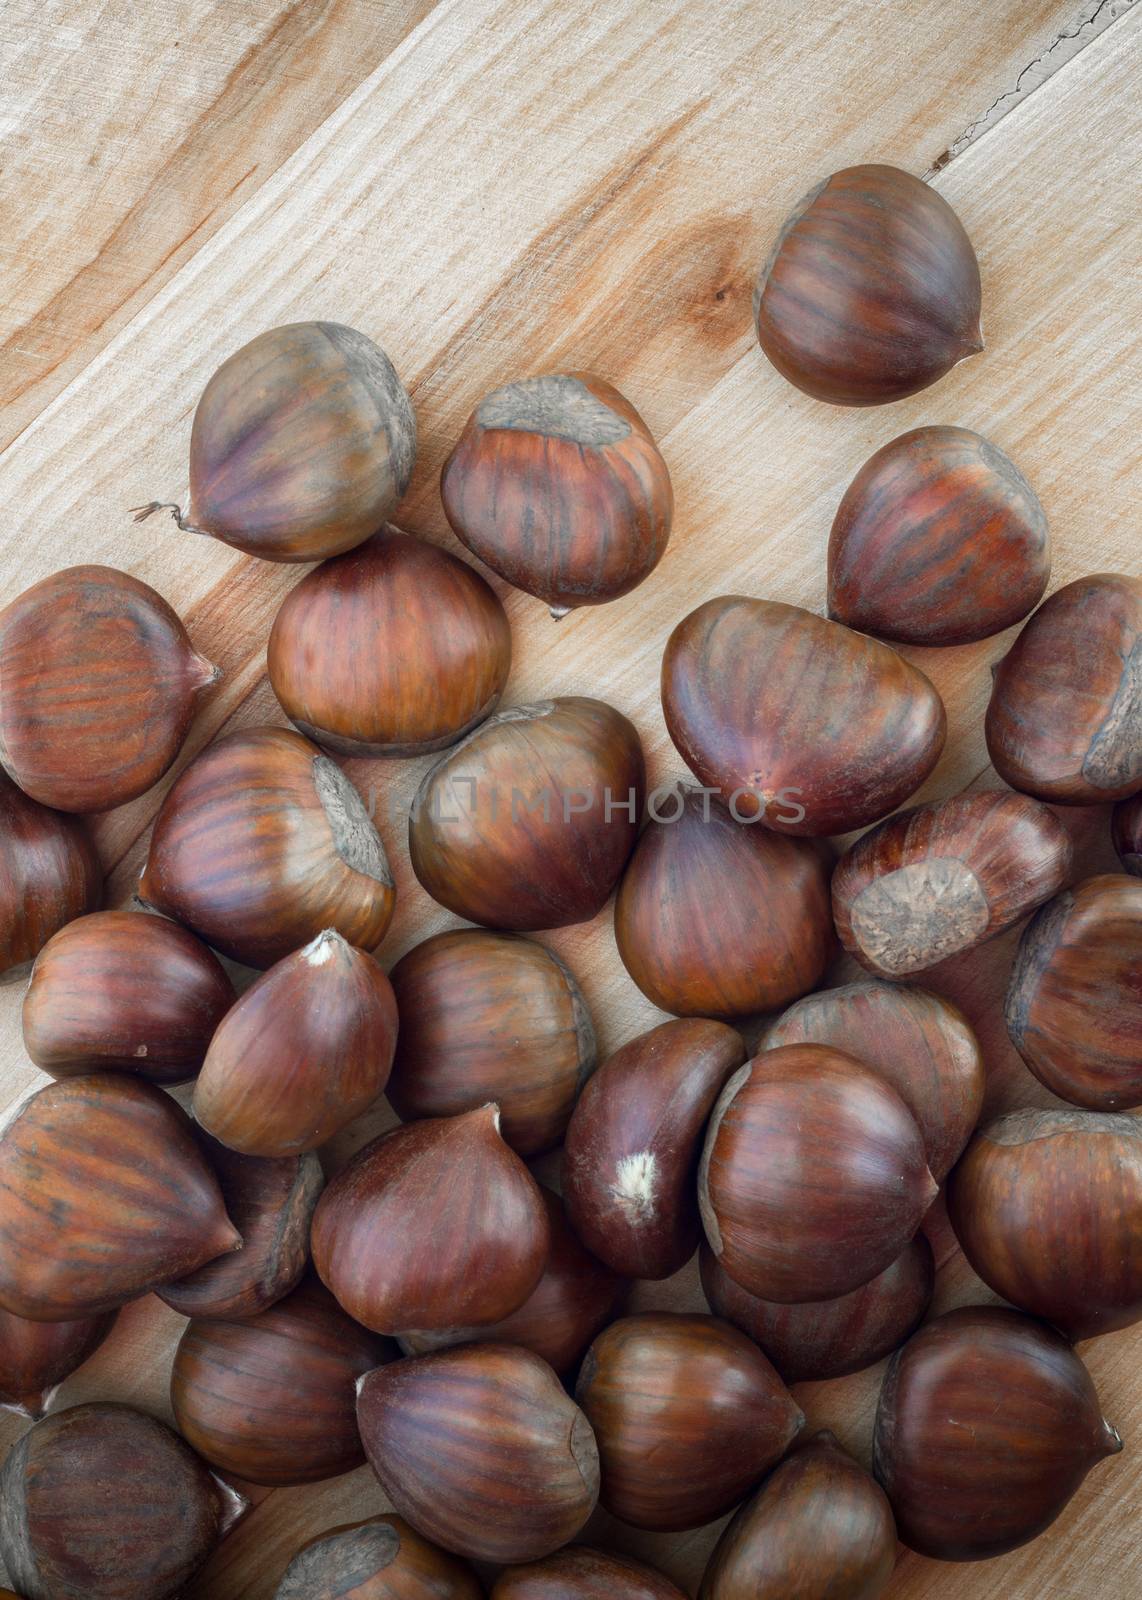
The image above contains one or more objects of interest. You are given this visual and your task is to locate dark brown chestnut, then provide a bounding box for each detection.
[22,910,234,1083]
[575,1311,803,1531]
[387,928,595,1156]
[831,789,1073,978]
[699,1046,937,1303]
[268,527,511,757]
[275,1514,482,1600]
[613,784,833,1017]
[441,372,673,615]
[357,1343,599,1563]
[662,597,946,834]
[0,773,102,980]
[700,1431,896,1600]
[0,1305,117,1418]
[409,697,645,930]
[985,572,1142,803]
[312,1103,549,1335]
[135,321,416,561]
[562,1017,745,1277]
[828,426,1049,644]
[1005,874,1142,1108]
[491,1547,687,1600]
[755,163,982,406]
[873,1305,1121,1560]
[139,724,395,967]
[1112,794,1142,875]
[0,1401,245,1599]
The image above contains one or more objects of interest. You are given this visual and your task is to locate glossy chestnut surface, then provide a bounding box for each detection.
[442,371,673,614]
[268,527,511,757]
[491,1546,687,1600]
[985,572,1142,803]
[828,426,1049,645]
[387,928,595,1156]
[562,1018,745,1277]
[873,1306,1122,1561]
[832,790,1073,978]
[1112,794,1142,875]
[275,1514,482,1600]
[0,1305,117,1417]
[662,597,946,834]
[0,774,102,980]
[755,163,982,405]
[613,785,833,1017]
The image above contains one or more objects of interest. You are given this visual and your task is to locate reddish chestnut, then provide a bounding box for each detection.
[0,1305,117,1417]
[1112,794,1142,875]
[562,1017,746,1277]
[0,774,102,980]
[275,1515,482,1600]
[492,1547,687,1600]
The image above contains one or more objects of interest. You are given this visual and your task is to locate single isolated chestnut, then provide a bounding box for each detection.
[562,1017,746,1277]
[755,163,982,405]
[1005,874,1142,1109]
[275,1515,482,1600]
[135,321,416,561]
[268,526,511,757]
[442,371,673,615]
[0,565,217,812]
[662,597,946,834]
[874,1305,1121,1561]
[828,426,1049,645]
[831,789,1073,978]
[357,1343,600,1563]
[0,773,102,980]
[986,572,1142,803]
[0,1304,117,1417]
[614,784,833,1017]
[492,1547,687,1600]
[699,1046,937,1303]
[139,724,395,967]
[387,928,595,1156]
[1112,794,1142,875]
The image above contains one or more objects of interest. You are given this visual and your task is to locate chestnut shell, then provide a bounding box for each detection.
[0,1305,118,1418]
[492,1547,687,1600]
[274,1515,482,1600]
[0,774,102,980]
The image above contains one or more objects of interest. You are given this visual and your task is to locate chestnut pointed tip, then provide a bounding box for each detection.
[922,1166,941,1207]
[189,652,221,690]
[1100,1419,1124,1458]
[549,604,572,621]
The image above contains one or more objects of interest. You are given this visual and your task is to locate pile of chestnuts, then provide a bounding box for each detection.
[0,157,1137,1600]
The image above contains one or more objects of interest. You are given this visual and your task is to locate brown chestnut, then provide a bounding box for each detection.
[575,1311,803,1531]
[357,1343,599,1563]
[387,928,595,1156]
[828,426,1049,645]
[873,1305,1121,1560]
[134,321,416,561]
[985,572,1142,803]
[755,163,982,405]
[275,1515,482,1600]
[1005,874,1142,1109]
[312,1103,549,1335]
[614,784,833,1017]
[441,372,673,615]
[662,597,945,833]
[268,527,511,757]
[1112,794,1142,875]
[410,697,645,930]
[0,1305,117,1418]
[699,1046,937,1302]
[700,1431,896,1600]
[562,1017,745,1277]
[491,1547,687,1600]
[0,773,102,980]
[22,910,234,1083]
[831,789,1073,978]
[139,724,395,967]
[0,565,218,813]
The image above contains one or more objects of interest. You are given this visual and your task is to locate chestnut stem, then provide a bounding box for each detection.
[130,502,210,537]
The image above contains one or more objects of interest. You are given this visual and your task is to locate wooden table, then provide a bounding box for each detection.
[2,2,1139,1594]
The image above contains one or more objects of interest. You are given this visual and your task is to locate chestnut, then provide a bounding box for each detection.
[357,1343,600,1563]
[171,1275,395,1485]
[873,1305,1122,1560]
[831,790,1073,979]
[700,1431,896,1600]
[985,572,1142,803]
[410,697,645,930]
[0,773,101,980]
[312,1103,549,1335]
[268,527,511,757]
[134,321,416,561]
[699,1046,936,1303]
[22,910,234,1084]
[0,565,218,813]
[0,1305,117,1417]
[1113,794,1142,875]
[562,1017,746,1277]
[613,784,833,1017]
[755,163,982,405]
[275,1515,482,1600]
[139,724,395,967]
[1005,874,1142,1109]
[575,1311,803,1531]
[0,1401,245,1599]
[441,371,673,615]
[662,597,946,833]
[491,1547,687,1600]
[0,1073,240,1321]
[828,426,1049,645]
[387,928,595,1156]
